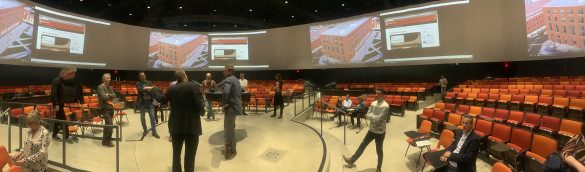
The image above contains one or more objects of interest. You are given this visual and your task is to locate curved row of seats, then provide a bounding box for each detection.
[443,90,585,121]
[416,106,582,171]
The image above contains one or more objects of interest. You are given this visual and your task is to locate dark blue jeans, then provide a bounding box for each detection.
[140,102,157,133]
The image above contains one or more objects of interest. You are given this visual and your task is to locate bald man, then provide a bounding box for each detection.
[202,73,217,120]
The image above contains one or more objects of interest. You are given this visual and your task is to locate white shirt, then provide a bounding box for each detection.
[239,79,248,90]
[342,99,352,109]
[440,78,448,87]
[449,130,471,167]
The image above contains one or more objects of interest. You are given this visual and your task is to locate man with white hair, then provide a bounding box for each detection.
[97,73,117,147]
[202,73,217,120]
[50,67,84,143]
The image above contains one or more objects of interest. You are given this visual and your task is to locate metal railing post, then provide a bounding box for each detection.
[19,115,23,149]
[62,122,66,165]
[116,126,120,172]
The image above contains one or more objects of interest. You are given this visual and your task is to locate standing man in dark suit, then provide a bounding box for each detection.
[221,65,242,159]
[439,115,480,172]
[164,69,204,172]
[50,67,84,143]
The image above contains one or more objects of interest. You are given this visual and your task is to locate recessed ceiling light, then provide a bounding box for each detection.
[213,9,217,12]
[213,25,216,27]
[315,10,318,12]
[285,1,288,4]
[80,0,83,2]
[234,25,237,27]
[341,3,345,6]
[129,13,132,16]
[147,6,150,9]
[179,6,182,9]
[108,3,111,6]
[291,15,294,18]
[249,9,252,12]
[184,24,187,26]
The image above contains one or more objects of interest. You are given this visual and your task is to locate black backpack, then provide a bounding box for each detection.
[542,135,582,172]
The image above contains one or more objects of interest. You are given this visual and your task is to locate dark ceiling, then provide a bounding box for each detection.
[30,0,437,32]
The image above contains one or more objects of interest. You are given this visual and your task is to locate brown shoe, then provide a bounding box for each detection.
[224,143,231,159]
[376,168,381,172]
[343,155,353,168]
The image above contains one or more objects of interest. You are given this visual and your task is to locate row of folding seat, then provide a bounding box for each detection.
[453,87,585,96]
[459,84,585,91]
[443,92,585,120]
[417,108,582,171]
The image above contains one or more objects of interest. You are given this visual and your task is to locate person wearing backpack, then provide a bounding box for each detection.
[561,124,585,172]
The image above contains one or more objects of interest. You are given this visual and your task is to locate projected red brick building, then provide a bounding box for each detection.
[525,0,553,35]
[543,0,585,48]
[0,1,25,36]
[320,17,373,63]
[310,28,329,51]
[149,34,166,55]
[158,34,204,67]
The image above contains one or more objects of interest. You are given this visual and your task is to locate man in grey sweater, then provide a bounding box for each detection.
[97,73,117,147]
[343,88,389,172]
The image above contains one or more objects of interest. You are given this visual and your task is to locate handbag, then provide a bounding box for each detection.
[542,135,582,172]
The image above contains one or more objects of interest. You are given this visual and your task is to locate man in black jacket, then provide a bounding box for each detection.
[439,115,480,172]
[160,68,204,172]
[50,67,84,143]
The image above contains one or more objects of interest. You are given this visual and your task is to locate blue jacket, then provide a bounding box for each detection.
[446,129,480,172]
[222,75,242,115]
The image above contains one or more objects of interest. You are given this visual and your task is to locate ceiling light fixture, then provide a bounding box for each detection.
[129,13,132,16]
[291,15,294,18]
[249,9,252,12]
[147,6,150,9]
[341,3,345,6]
[184,24,187,26]
[315,10,318,12]
[179,6,182,9]
[285,1,288,4]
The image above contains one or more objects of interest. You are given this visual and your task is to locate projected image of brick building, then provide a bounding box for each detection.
[320,17,373,63]
[310,28,329,51]
[0,1,24,36]
[542,0,585,48]
[525,0,553,36]
[158,34,205,67]
[149,33,166,55]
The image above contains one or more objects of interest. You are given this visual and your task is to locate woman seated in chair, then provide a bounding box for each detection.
[12,110,51,171]
[561,124,585,171]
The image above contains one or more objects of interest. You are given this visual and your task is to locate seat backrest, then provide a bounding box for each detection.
[540,89,553,96]
[509,89,519,95]
[433,110,446,121]
[447,113,462,125]
[508,85,517,89]
[530,134,558,160]
[570,99,585,108]
[446,92,456,98]
[23,106,34,115]
[524,113,542,126]
[492,123,512,142]
[541,116,561,131]
[529,89,541,95]
[553,97,569,106]
[491,162,512,172]
[488,94,499,100]
[519,89,530,95]
[500,89,509,94]
[434,103,445,109]
[511,95,525,102]
[482,108,496,118]
[490,89,500,94]
[509,111,525,122]
[458,105,470,113]
[477,93,489,99]
[554,85,564,90]
[565,85,576,91]
[525,95,539,103]
[463,88,472,93]
[437,130,455,150]
[457,93,468,98]
[538,96,553,104]
[471,89,481,93]
[567,91,581,98]
[9,108,23,117]
[0,145,14,170]
[475,119,493,136]
[419,120,432,133]
[543,85,554,89]
[554,90,567,97]
[560,119,583,135]
[453,88,462,93]
[422,108,434,117]
[499,94,512,101]
[480,89,490,93]
[510,128,533,150]
[469,106,482,114]
[495,109,510,120]
[445,103,456,111]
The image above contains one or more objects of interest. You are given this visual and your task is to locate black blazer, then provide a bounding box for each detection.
[163,82,204,136]
[446,129,480,172]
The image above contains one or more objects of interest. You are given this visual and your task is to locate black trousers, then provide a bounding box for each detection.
[349,112,363,127]
[172,133,199,172]
[350,130,385,169]
[102,108,114,142]
[52,104,69,139]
